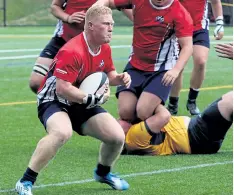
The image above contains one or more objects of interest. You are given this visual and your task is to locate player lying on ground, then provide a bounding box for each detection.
[120,91,233,155]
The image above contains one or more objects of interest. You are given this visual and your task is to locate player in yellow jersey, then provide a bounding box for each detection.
[120,91,233,155]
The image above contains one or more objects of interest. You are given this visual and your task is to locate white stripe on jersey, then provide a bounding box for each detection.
[37,76,69,105]
[154,34,179,71]
[201,1,209,30]
[53,20,64,37]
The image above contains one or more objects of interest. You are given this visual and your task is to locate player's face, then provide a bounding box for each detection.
[93,14,114,44]
[151,0,172,7]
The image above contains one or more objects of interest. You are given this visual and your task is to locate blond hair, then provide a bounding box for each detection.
[84,5,112,30]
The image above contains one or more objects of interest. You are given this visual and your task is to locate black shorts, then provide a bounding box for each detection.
[39,36,66,59]
[116,62,171,104]
[38,101,107,135]
[188,98,232,154]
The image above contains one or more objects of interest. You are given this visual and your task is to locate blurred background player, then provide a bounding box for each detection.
[29,0,92,93]
[15,5,131,195]
[95,0,193,136]
[121,91,233,155]
[168,0,224,115]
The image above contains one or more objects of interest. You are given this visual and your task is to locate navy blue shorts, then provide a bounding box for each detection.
[116,63,171,104]
[38,101,107,135]
[39,36,66,59]
[193,29,210,49]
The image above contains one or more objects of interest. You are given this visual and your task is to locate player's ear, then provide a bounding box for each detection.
[88,21,94,30]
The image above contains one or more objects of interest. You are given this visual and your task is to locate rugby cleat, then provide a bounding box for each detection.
[186,100,200,115]
[15,180,33,195]
[167,103,178,115]
[94,170,129,190]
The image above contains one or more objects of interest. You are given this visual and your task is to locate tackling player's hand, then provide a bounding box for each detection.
[162,68,180,86]
[82,94,104,109]
[67,11,85,24]
[214,16,224,40]
[117,72,131,88]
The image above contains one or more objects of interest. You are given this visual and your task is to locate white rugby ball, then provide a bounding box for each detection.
[79,72,109,96]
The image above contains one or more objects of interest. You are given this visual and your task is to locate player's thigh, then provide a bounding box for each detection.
[46,111,73,140]
[218,91,233,120]
[118,91,138,120]
[83,112,125,144]
[192,45,209,66]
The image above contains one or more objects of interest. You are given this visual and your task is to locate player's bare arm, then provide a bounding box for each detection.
[56,78,87,104]
[162,36,193,86]
[95,0,131,9]
[107,70,131,88]
[210,0,224,40]
[51,0,85,24]
[121,9,133,22]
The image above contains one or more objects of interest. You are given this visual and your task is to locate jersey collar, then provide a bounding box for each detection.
[149,0,174,10]
[83,32,101,56]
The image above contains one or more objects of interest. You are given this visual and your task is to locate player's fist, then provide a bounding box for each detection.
[214,16,224,40]
[117,72,131,88]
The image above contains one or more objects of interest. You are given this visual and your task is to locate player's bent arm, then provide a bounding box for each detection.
[107,70,122,86]
[56,78,86,104]
[174,36,193,72]
[51,0,70,23]
[95,0,117,8]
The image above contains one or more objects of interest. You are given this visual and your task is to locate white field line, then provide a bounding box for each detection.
[0,41,232,60]
[0,161,232,193]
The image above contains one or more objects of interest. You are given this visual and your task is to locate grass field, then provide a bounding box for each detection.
[0,26,233,195]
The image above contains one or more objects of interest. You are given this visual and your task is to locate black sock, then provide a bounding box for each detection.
[169,96,179,107]
[96,163,111,176]
[188,88,199,102]
[20,167,38,184]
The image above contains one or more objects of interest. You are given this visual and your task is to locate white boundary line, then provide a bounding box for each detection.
[0,41,232,61]
[0,161,232,193]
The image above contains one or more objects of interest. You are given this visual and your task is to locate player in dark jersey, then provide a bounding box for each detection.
[168,0,224,115]
[121,91,232,155]
[95,0,193,142]
[15,6,131,195]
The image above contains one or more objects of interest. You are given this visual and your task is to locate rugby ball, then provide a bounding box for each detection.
[79,72,109,96]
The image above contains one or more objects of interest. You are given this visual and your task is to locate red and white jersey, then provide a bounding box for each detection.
[55,0,97,42]
[115,0,193,71]
[38,32,115,105]
[179,0,209,31]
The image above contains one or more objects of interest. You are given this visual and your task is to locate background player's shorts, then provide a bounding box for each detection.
[116,63,171,104]
[193,29,210,48]
[38,101,107,135]
[39,36,66,59]
[188,98,232,154]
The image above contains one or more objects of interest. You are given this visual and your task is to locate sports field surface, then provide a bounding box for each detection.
[0,26,233,195]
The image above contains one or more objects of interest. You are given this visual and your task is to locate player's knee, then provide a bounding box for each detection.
[194,58,206,70]
[53,130,73,145]
[107,130,125,146]
[118,107,135,122]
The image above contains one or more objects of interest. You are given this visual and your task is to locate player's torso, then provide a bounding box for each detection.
[59,0,97,41]
[130,0,182,71]
[37,34,112,104]
[179,0,209,31]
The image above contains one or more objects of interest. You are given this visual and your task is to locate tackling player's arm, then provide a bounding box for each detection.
[95,0,132,9]
[210,0,224,40]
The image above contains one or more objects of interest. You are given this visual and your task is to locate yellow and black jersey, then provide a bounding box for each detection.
[125,116,191,155]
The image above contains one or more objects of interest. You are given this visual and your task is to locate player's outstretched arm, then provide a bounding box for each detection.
[210,0,224,40]
[107,70,131,88]
[215,43,233,60]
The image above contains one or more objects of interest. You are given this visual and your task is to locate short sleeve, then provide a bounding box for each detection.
[53,49,82,84]
[174,5,193,38]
